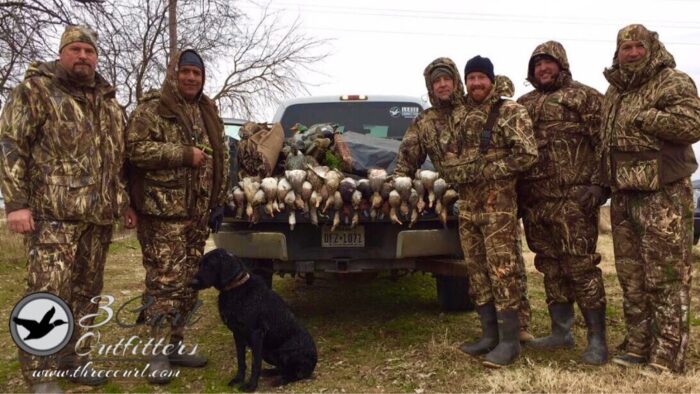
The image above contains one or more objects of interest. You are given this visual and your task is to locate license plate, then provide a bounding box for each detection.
[321,225,365,247]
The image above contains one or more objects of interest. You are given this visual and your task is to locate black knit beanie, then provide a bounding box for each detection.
[464,55,495,82]
[179,50,204,70]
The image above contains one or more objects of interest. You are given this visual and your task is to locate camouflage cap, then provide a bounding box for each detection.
[616,24,652,49]
[59,25,98,54]
[430,66,453,83]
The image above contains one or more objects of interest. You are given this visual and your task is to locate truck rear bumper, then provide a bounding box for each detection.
[213,227,462,261]
[212,231,289,260]
[396,229,462,258]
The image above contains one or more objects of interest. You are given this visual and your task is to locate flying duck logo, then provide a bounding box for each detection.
[10,292,74,356]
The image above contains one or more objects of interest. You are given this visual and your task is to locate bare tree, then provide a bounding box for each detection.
[0,0,328,118]
[208,6,328,118]
[0,0,105,98]
[90,0,328,118]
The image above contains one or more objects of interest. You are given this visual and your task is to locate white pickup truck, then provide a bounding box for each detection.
[214,95,473,311]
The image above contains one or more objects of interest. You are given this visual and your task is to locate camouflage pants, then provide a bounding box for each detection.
[458,179,523,312]
[611,178,693,373]
[137,214,209,341]
[19,221,113,383]
[519,183,606,309]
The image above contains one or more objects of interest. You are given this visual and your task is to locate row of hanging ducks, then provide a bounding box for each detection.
[227,168,459,232]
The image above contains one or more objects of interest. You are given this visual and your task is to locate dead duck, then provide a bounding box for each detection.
[232,186,245,219]
[322,170,342,213]
[440,188,459,228]
[276,177,291,212]
[339,177,358,225]
[418,170,439,208]
[309,190,320,226]
[299,179,311,209]
[388,189,403,225]
[351,190,363,228]
[408,188,420,228]
[307,165,329,193]
[261,177,279,217]
[284,190,297,230]
[331,191,343,232]
[379,181,393,221]
[239,177,261,219]
[433,178,447,216]
[251,189,265,224]
[368,168,387,220]
[285,169,307,212]
[356,179,372,218]
[412,179,426,213]
[393,176,412,217]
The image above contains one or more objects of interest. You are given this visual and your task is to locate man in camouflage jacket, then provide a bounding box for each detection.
[126,49,229,383]
[454,56,537,368]
[600,25,700,373]
[516,41,608,365]
[395,58,534,344]
[0,26,131,392]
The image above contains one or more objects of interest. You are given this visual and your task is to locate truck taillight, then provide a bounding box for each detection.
[340,95,368,101]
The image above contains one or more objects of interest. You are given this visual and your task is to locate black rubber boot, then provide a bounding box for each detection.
[528,302,575,349]
[459,302,498,356]
[580,307,608,365]
[483,310,521,368]
[168,336,208,367]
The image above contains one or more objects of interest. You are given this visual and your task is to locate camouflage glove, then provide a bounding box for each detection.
[208,206,225,233]
[578,185,605,212]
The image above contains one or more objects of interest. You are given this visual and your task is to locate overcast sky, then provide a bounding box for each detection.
[240,0,700,175]
[244,0,700,100]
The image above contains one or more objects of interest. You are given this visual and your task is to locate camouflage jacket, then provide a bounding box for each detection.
[600,24,700,191]
[452,75,538,185]
[395,57,467,179]
[0,61,128,224]
[517,41,604,186]
[126,50,229,219]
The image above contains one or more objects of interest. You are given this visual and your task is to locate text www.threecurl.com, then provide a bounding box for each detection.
[31,362,180,380]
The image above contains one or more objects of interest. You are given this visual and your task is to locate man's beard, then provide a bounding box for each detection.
[70,63,95,82]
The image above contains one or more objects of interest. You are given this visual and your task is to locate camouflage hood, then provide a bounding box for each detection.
[603,24,676,91]
[24,60,116,97]
[526,40,572,91]
[423,57,465,109]
[464,74,514,106]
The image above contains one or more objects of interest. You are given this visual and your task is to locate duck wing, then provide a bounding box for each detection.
[40,306,56,326]
[13,316,39,331]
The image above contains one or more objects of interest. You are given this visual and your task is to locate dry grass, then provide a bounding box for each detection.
[0,210,699,393]
[0,209,25,265]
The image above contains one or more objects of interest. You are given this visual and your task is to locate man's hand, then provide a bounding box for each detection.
[578,185,605,212]
[208,206,225,233]
[123,206,138,229]
[190,147,209,168]
[7,209,35,234]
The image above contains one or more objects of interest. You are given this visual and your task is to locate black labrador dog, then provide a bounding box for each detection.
[191,248,317,392]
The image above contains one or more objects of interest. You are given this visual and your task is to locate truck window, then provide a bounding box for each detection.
[279,102,422,139]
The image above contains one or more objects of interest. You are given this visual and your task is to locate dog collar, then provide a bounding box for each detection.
[223,273,250,291]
